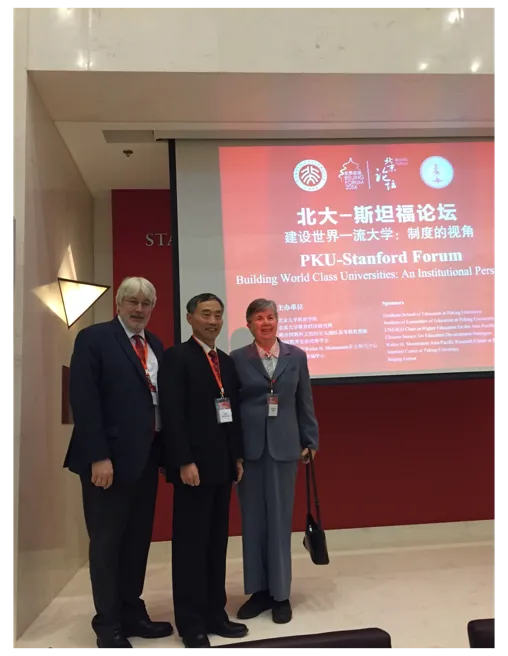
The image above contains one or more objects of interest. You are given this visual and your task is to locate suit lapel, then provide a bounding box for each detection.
[112,317,149,385]
[272,340,290,380]
[247,340,292,381]
[246,342,270,381]
[189,337,224,394]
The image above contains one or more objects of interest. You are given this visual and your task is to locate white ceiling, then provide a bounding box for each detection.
[31,71,494,197]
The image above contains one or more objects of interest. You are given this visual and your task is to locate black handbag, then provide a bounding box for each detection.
[303,453,330,565]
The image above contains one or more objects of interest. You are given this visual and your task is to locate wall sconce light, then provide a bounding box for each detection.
[57,278,110,328]
[33,245,110,327]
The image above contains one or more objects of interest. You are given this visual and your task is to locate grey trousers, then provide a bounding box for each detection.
[238,447,298,602]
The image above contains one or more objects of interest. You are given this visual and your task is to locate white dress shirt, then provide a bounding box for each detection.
[193,335,215,354]
[118,316,161,431]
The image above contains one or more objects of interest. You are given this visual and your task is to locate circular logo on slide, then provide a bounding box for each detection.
[420,156,454,189]
[294,160,327,192]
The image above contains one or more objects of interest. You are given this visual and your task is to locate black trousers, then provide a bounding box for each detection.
[80,447,159,637]
[172,480,232,637]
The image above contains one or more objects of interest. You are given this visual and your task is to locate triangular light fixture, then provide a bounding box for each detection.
[57,278,110,328]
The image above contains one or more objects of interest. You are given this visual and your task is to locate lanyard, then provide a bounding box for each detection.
[193,336,225,397]
[205,352,225,397]
[131,336,156,392]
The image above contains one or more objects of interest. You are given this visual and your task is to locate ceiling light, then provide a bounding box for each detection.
[76,53,93,70]
[57,8,73,19]
[447,8,465,24]
[471,60,481,73]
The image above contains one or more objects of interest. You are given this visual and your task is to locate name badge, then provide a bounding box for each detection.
[267,393,279,417]
[215,397,233,424]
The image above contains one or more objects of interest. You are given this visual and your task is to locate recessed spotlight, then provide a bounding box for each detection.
[447,8,465,24]
[57,8,73,19]
[76,53,93,69]
[448,9,459,25]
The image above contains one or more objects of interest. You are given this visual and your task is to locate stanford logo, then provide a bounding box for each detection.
[293,159,327,192]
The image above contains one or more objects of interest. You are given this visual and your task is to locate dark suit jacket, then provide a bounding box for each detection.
[158,337,244,485]
[231,340,319,461]
[63,317,164,482]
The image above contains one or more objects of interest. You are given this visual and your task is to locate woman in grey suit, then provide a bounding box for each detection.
[230,299,319,624]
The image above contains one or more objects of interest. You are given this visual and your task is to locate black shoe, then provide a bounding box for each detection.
[123,617,174,639]
[182,633,211,648]
[272,599,292,624]
[208,620,248,639]
[96,630,133,648]
[237,590,273,620]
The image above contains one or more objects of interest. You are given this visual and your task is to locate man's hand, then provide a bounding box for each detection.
[235,460,244,485]
[91,459,114,489]
[180,463,200,486]
[301,448,317,464]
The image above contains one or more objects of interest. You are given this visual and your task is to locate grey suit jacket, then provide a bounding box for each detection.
[230,340,319,462]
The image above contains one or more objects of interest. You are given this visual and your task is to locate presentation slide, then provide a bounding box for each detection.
[217,141,494,378]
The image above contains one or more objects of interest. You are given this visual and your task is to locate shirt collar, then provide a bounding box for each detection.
[118,315,145,341]
[193,335,215,354]
[255,339,280,359]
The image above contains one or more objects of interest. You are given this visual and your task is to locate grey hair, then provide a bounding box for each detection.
[116,277,157,309]
[246,298,278,322]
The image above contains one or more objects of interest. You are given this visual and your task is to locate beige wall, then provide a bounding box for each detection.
[93,191,114,325]
[15,71,95,637]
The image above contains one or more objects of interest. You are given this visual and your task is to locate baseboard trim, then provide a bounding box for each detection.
[148,519,494,563]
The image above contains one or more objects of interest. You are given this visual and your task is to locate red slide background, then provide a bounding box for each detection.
[112,189,494,542]
[219,142,494,377]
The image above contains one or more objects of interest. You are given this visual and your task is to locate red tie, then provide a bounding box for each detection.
[209,349,221,379]
[133,335,157,436]
[132,335,147,368]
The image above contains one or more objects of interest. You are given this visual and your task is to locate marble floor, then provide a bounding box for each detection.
[16,522,494,649]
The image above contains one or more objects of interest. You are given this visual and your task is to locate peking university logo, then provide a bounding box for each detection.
[293,159,327,192]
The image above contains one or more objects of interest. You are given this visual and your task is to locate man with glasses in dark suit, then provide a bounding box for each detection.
[65,276,173,648]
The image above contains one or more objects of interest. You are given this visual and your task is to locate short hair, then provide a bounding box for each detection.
[186,293,225,315]
[116,277,157,309]
[246,298,278,322]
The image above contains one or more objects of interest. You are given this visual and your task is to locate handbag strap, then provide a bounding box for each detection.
[305,452,323,528]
